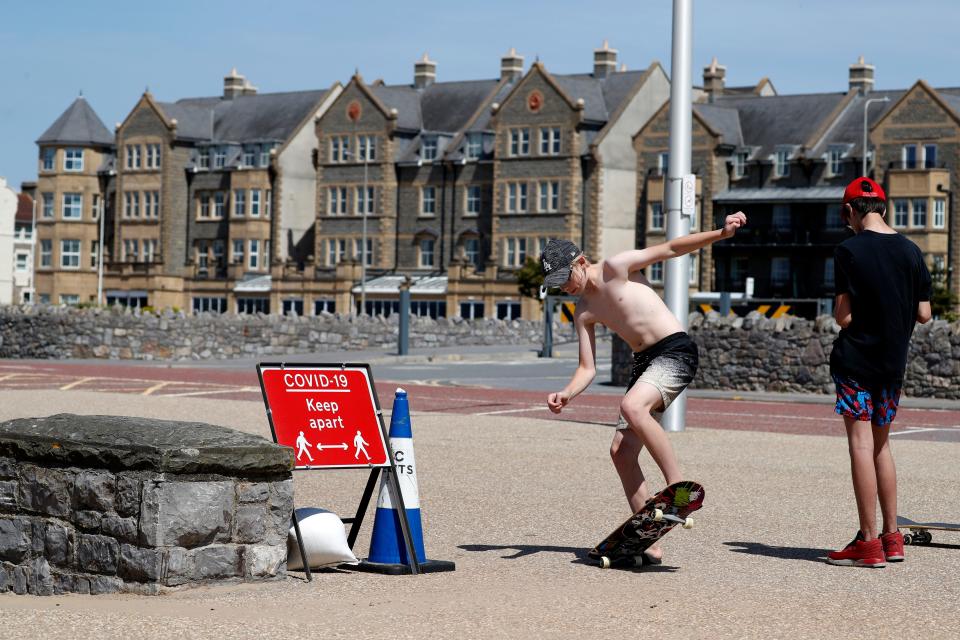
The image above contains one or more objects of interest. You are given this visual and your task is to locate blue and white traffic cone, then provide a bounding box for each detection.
[357,388,455,574]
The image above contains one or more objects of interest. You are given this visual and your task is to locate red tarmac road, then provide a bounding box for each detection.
[1,360,959,442]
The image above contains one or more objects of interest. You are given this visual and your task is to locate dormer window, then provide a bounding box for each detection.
[243,146,256,168]
[466,133,483,160]
[214,147,226,169]
[827,145,846,177]
[733,151,749,179]
[421,136,438,161]
[774,147,792,178]
[198,148,209,169]
[41,148,55,171]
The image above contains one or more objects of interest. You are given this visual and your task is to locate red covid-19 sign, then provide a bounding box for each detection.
[258,364,390,469]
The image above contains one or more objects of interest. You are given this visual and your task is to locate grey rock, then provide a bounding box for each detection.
[76,534,119,574]
[0,457,16,479]
[192,544,241,580]
[140,480,234,547]
[163,546,193,587]
[243,544,286,578]
[115,473,142,517]
[118,544,163,582]
[18,465,73,517]
[101,516,138,543]
[0,414,293,476]
[0,517,31,563]
[74,510,103,531]
[233,504,267,544]
[74,471,115,512]
[43,521,71,566]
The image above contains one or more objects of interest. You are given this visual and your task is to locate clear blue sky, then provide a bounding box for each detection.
[3,0,958,191]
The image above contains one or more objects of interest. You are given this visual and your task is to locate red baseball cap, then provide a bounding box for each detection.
[843,177,886,204]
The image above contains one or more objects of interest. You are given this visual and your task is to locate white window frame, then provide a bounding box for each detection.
[828,146,844,176]
[649,262,663,283]
[214,148,226,169]
[198,148,210,169]
[934,198,946,229]
[421,186,436,216]
[421,137,437,161]
[464,237,480,266]
[466,185,481,216]
[539,181,559,212]
[64,148,83,171]
[214,191,225,218]
[42,148,55,171]
[355,186,374,215]
[419,238,435,268]
[233,189,246,217]
[42,193,54,218]
[912,198,927,228]
[249,239,260,270]
[232,239,245,265]
[15,252,29,272]
[358,135,376,161]
[902,144,917,170]
[733,151,748,179]
[243,147,256,168]
[40,240,52,267]
[250,189,261,217]
[775,149,791,178]
[892,199,908,228]
[466,133,483,160]
[60,239,81,269]
[503,237,527,267]
[650,201,664,231]
[354,238,373,266]
[62,193,82,220]
[540,127,560,155]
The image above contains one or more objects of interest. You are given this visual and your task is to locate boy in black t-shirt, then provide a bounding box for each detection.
[827,177,932,568]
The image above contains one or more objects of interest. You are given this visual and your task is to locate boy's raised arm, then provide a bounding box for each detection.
[606,211,747,274]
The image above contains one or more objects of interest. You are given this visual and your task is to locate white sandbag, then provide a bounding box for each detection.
[287,507,359,570]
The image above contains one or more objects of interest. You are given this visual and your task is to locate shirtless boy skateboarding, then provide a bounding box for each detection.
[542,211,746,561]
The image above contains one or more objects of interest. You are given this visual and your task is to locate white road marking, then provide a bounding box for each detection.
[59,377,98,391]
[142,381,172,396]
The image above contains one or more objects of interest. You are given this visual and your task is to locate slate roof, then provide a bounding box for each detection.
[693,103,743,147]
[553,70,651,124]
[810,90,901,157]
[37,97,113,146]
[713,92,848,157]
[157,90,329,143]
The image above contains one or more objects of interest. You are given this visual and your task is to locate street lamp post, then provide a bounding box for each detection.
[862,96,890,176]
[361,139,368,316]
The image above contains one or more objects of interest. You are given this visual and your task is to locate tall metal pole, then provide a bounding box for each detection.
[361,141,368,315]
[97,189,105,305]
[662,0,693,433]
[862,97,890,176]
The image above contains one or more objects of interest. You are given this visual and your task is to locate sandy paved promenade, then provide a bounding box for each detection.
[1,388,958,639]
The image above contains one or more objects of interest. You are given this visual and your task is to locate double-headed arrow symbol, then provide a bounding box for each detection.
[317,443,348,451]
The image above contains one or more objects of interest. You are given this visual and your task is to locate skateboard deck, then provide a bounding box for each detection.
[897,515,960,545]
[589,480,705,569]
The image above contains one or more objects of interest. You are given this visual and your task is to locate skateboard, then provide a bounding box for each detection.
[897,515,960,545]
[589,480,705,569]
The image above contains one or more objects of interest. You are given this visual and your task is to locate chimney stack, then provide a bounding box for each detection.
[224,68,247,99]
[414,53,437,89]
[501,48,524,82]
[593,40,618,79]
[849,56,875,95]
[703,57,726,102]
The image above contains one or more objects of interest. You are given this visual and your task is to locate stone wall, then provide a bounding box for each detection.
[0,305,575,361]
[612,312,960,399]
[0,414,293,595]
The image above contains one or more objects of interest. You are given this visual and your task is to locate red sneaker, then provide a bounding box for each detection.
[827,534,886,568]
[881,531,905,562]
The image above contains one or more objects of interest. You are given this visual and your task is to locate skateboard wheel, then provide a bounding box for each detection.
[903,534,913,545]
[682,517,694,529]
[600,556,611,569]
[653,508,664,522]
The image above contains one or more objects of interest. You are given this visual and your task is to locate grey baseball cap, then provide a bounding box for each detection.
[540,239,582,287]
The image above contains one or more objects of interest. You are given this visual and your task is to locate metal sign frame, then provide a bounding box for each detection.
[257,362,422,578]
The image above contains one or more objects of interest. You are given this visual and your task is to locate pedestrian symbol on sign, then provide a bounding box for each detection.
[354,430,370,461]
[295,431,314,462]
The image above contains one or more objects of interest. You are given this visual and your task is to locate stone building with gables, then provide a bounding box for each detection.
[634,57,958,315]
[310,44,669,319]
